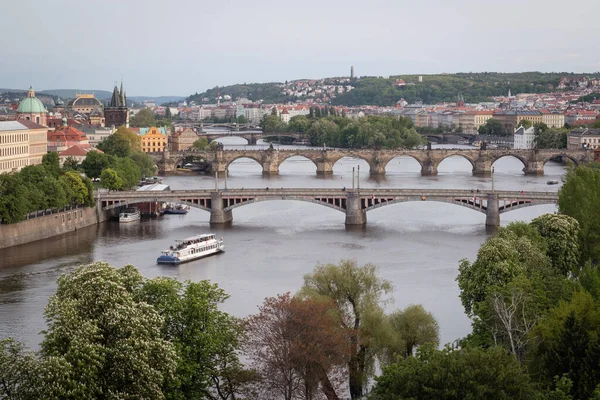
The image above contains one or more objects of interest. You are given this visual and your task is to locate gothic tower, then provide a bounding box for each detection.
[104,80,129,128]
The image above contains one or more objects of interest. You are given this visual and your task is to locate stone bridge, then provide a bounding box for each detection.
[156,148,592,176]
[97,188,559,227]
[196,131,306,145]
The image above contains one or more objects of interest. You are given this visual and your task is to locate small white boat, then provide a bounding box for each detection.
[157,233,225,264]
[119,207,141,223]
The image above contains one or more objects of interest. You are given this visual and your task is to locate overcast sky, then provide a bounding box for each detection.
[3,0,600,96]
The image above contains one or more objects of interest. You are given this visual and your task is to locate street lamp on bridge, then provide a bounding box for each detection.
[491,166,495,192]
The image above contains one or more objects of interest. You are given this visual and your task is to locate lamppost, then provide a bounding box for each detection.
[352,167,355,190]
[357,165,360,190]
[491,166,495,192]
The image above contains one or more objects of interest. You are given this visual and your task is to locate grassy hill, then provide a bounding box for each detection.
[187,82,290,104]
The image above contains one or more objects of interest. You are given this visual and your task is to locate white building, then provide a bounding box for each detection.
[513,126,536,149]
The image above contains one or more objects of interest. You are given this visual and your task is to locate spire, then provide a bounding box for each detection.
[27,86,35,98]
[120,80,126,107]
[109,85,122,107]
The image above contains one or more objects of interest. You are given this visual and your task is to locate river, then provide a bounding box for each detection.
[0,141,565,349]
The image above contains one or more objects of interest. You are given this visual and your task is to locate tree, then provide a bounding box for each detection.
[558,165,600,264]
[532,291,600,400]
[259,115,285,133]
[41,262,177,399]
[0,338,74,399]
[130,108,157,128]
[535,128,568,149]
[300,260,393,399]
[39,176,68,209]
[165,106,172,119]
[58,171,89,205]
[81,150,114,179]
[42,152,61,178]
[244,293,349,400]
[370,345,537,400]
[478,118,509,136]
[114,157,141,189]
[383,304,439,362]
[97,127,140,157]
[137,277,249,400]
[518,119,533,129]
[129,151,157,177]
[530,214,581,275]
[100,168,123,191]
[288,115,310,133]
[61,157,80,172]
[192,137,210,150]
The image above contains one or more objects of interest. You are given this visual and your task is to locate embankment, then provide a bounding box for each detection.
[0,207,114,249]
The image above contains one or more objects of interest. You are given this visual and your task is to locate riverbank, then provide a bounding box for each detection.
[0,207,114,249]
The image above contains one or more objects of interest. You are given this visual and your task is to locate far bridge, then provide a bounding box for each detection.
[155,148,592,176]
[97,188,559,227]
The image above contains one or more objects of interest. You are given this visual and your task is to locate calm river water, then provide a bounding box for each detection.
[0,141,565,349]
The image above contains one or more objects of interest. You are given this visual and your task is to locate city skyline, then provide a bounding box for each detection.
[3,0,600,96]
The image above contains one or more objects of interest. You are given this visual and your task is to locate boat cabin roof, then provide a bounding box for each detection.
[176,233,215,242]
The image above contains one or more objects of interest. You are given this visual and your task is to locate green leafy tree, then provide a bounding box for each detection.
[129,151,157,177]
[42,152,61,178]
[535,128,568,149]
[192,137,210,150]
[288,115,310,132]
[100,168,123,191]
[97,127,140,157]
[114,157,142,189]
[137,277,249,400]
[518,119,533,129]
[41,262,177,400]
[61,157,80,172]
[58,171,89,205]
[532,291,600,400]
[558,165,600,264]
[530,214,581,275]
[300,259,393,400]
[383,304,440,362]
[259,115,286,133]
[81,150,114,179]
[130,108,157,127]
[478,118,509,136]
[370,345,537,400]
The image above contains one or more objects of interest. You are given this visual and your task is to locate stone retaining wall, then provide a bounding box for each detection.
[0,207,113,249]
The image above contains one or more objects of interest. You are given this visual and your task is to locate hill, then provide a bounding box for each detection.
[187,82,290,105]
[185,72,600,107]
[0,88,185,105]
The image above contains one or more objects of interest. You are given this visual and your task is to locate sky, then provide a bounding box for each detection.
[3,0,600,96]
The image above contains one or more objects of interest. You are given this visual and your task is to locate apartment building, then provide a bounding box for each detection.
[0,120,48,173]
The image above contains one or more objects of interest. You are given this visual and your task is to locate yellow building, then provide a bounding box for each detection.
[0,120,48,173]
[139,127,168,153]
[493,110,543,133]
[458,111,493,134]
[541,112,565,128]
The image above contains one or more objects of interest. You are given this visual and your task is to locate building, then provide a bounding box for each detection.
[513,126,536,149]
[139,126,168,153]
[104,82,129,128]
[78,125,113,147]
[0,120,48,173]
[58,145,103,165]
[47,119,91,152]
[16,87,48,126]
[171,128,198,151]
[493,110,542,133]
[458,111,493,134]
[540,111,565,128]
[567,128,600,150]
[66,93,103,115]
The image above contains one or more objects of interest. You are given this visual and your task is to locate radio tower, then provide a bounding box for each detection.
[217,89,221,106]
[350,65,355,79]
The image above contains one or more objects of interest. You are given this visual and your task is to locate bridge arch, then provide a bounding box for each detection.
[330,153,373,172]
[490,154,528,168]
[224,197,346,213]
[225,155,264,171]
[101,199,210,212]
[539,152,580,167]
[437,153,476,169]
[277,153,318,172]
[363,198,487,214]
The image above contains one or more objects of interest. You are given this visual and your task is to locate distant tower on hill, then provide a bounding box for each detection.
[456,94,465,107]
[104,80,129,128]
[350,65,355,79]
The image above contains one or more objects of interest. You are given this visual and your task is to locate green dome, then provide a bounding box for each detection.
[17,87,48,114]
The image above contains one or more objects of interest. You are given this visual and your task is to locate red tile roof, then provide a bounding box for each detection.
[59,144,101,157]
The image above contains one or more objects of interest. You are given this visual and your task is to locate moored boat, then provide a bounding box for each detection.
[547,180,559,185]
[162,203,190,215]
[157,234,225,264]
[119,207,141,223]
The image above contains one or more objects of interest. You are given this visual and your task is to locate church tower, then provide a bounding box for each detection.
[104,80,129,128]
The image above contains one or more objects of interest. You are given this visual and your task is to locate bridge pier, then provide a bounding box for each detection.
[485,193,500,227]
[420,162,438,176]
[345,191,366,225]
[211,162,228,175]
[210,192,233,224]
[316,161,334,175]
[262,161,279,175]
[247,137,257,145]
[473,160,492,176]
[523,161,544,175]
[369,163,386,176]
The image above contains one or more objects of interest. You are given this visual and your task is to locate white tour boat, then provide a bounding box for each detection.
[119,207,141,223]
[157,233,225,264]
